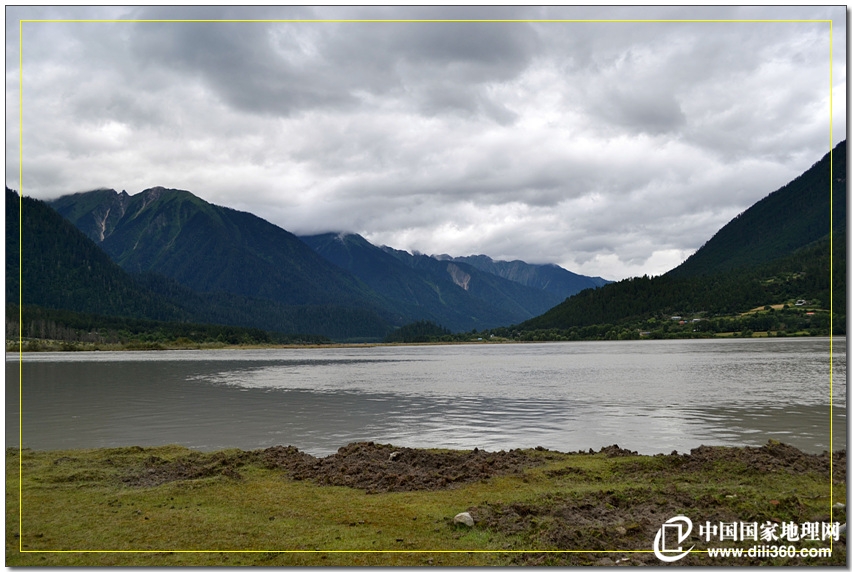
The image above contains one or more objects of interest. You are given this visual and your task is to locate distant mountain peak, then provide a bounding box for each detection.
[48,189,390,313]
[436,252,611,297]
[301,232,611,331]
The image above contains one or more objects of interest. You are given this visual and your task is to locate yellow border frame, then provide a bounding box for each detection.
[15,17,838,560]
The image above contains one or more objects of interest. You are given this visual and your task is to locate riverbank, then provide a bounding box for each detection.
[5,331,833,353]
[7,441,846,566]
[5,338,373,352]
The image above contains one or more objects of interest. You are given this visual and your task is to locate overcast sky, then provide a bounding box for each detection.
[6,5,846,280]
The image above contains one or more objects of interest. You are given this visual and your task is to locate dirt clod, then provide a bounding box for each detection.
[598,444,639,457]
[262,442,545,492]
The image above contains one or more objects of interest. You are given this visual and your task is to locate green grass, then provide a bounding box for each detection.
[6,445,846,566]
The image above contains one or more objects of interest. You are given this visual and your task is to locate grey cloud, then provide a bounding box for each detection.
[544,19,832,157]
[7,6,846,280]
[412,83,520,124]
[131,5,316,21]
[321,20,540,122]
[128,23,360,116]
[593,87,686,135]
[377,21,540,81]
[123,17,540,122]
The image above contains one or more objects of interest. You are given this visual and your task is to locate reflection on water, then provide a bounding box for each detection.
[6,337,846,456]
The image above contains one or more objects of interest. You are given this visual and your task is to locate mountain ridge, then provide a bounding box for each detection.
[50,187,393,311]
[8,187,395,340]
[6,187,188,322]
[668,140,846,277]
[48,187,608,335]
[299,232,575,332]
[516,141,846,335]
[38,138,842,343]
[432,253,610,299]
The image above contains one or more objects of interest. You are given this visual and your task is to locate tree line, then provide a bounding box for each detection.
[6,305,330,351]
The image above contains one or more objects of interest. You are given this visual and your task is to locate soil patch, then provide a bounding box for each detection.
[617,441,845,483]
[470,487,714,565]
[261,442,545,493]
[121,442,544,492]
[469,442,847,566]
[472,484,845,566]
[122,451,257,488]
[685,441,842,479]
[120,440,844,494]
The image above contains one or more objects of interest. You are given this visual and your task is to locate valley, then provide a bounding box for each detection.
[5,141,846,346]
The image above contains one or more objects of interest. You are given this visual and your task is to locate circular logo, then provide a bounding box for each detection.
[653,515,694,562]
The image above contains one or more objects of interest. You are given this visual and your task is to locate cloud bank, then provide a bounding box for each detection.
[6,5,846,280]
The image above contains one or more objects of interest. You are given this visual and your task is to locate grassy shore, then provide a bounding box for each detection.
[6,441,846,566]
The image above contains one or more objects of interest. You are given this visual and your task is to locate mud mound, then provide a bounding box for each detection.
[262,442,545,493]
[684,441,844,481]
[597,444,639,458]
[119,443,542,491]
[120,440,844,496]
[122,451,257,487]
[258,444,316,469]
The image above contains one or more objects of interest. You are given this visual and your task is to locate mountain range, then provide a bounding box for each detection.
[432,253,609,299]
[8,186,608,340]
[7,189,393,340]
[8,140,844,342]
[299,232,607,332]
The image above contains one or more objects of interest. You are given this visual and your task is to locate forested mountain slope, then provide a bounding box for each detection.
[520,235,841,331]
[6,188,187,321]
[9,188,391,340]
[669,140,846,278]
[50,187,389,311]
[519,142,846,334]
[301,232,565,331]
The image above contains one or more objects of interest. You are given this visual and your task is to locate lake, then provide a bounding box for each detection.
[5,337,846,457]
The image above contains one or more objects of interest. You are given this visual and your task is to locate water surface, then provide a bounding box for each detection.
[6,338,846,456]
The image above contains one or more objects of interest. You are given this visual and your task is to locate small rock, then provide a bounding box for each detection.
[389,451,401,461]
[834,502,846,509]
[453,512,474,527]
